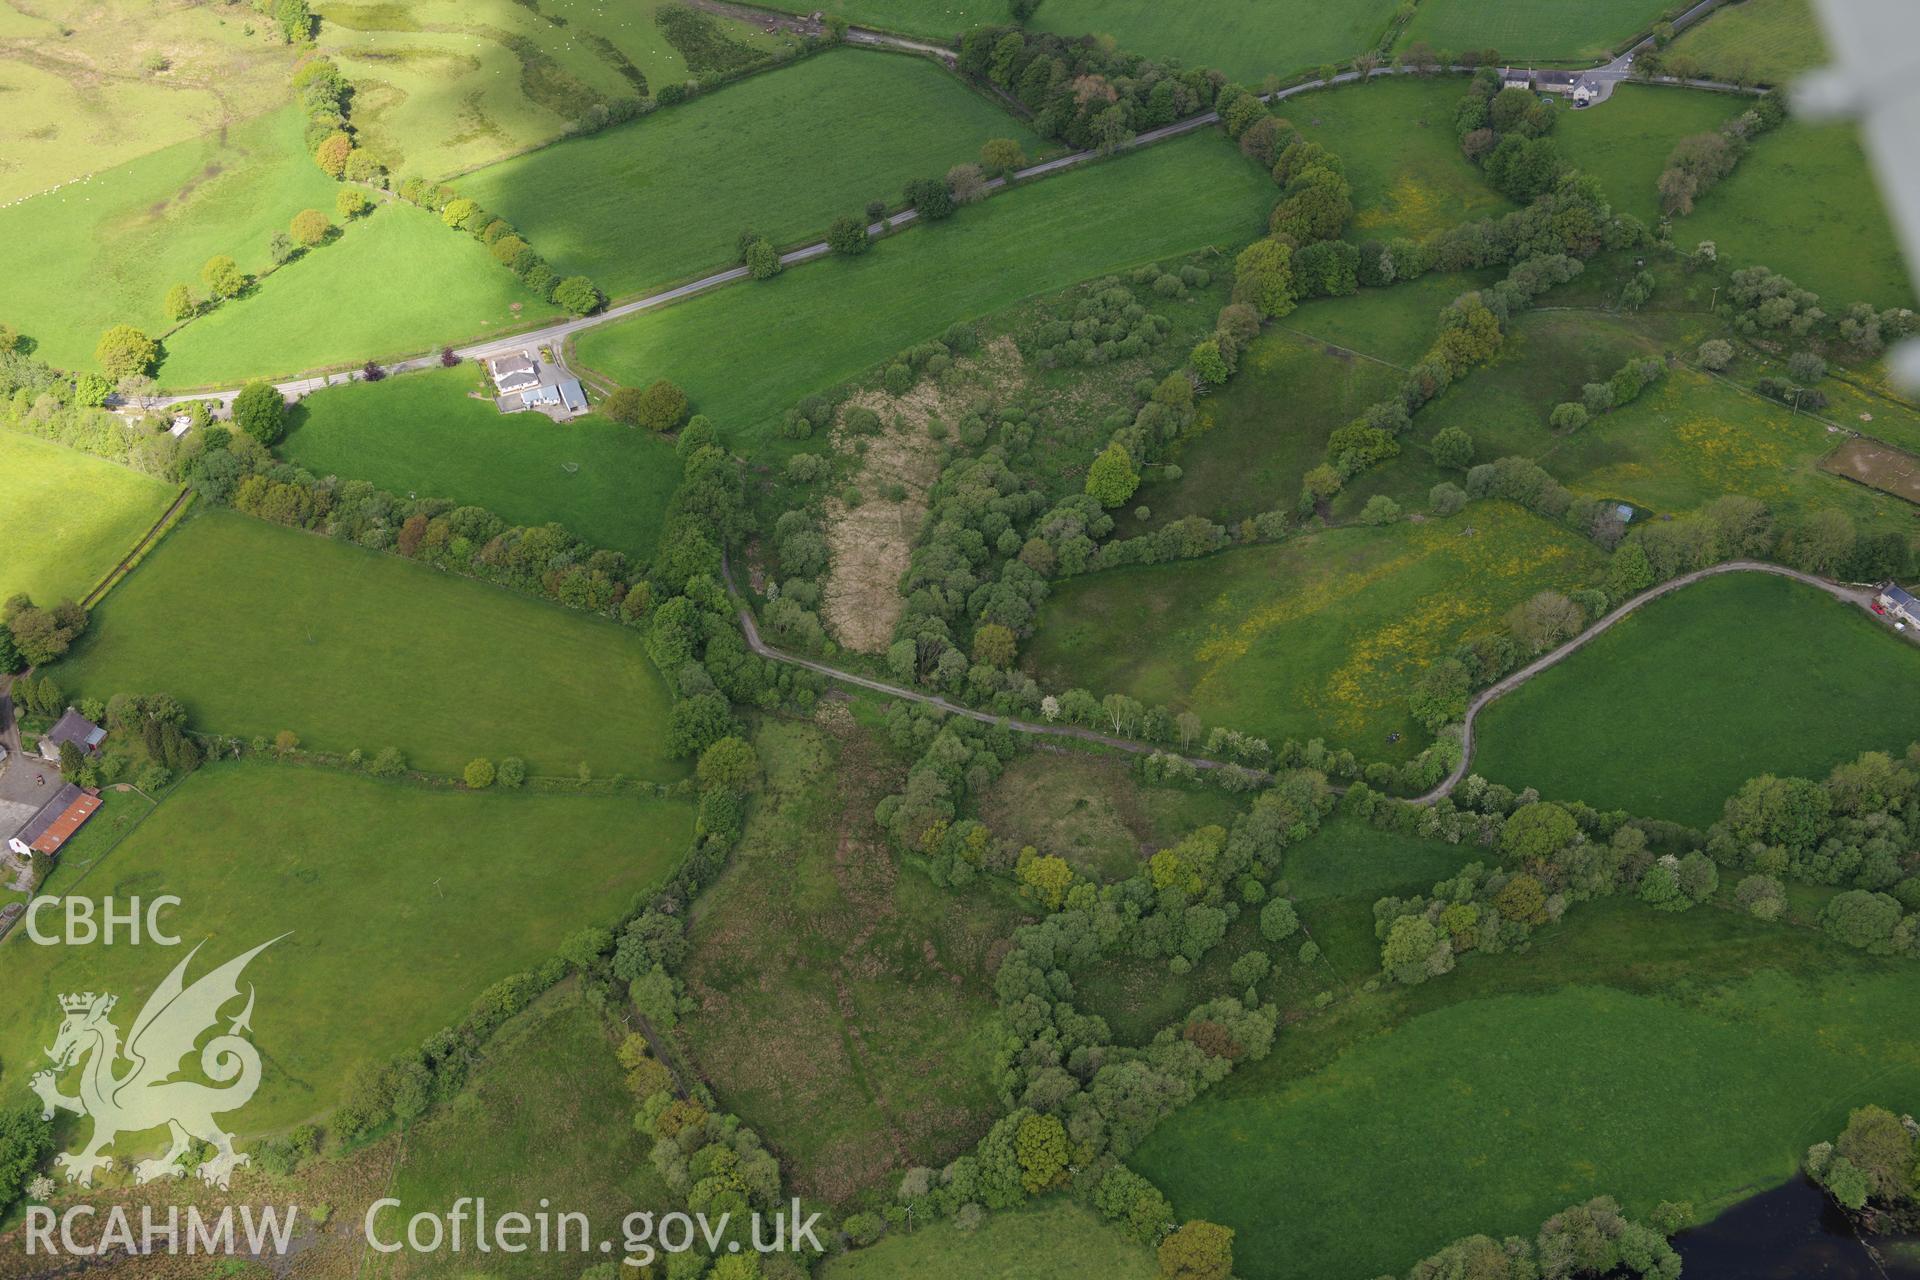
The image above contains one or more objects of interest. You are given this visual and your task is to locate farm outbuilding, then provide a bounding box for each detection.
[38,707,105,763]
[6,781,100,857]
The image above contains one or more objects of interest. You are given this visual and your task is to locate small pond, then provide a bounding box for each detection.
[1673,1176,1920,1279]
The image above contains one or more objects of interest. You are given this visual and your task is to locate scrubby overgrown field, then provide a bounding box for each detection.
[676,717,1028,1204]
[1025,503,1610,759]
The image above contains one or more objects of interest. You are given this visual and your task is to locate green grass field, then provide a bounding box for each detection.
[1134,896,1920,1280]
[1024,502,1610,761]
[974,750,1244,881]
[0,762,691,1139]
[0,433,178,605]
[59,509,683,780]
[461,50,1048,297]
[1663,0,1825,86]
[1289,78,1518,242]
[1410,306,1663,459]
[1682,117,1915,310]
[1282,817,1481,981]
[0,0,295,201]
[751,0,1399,83]
[367,983,676,1279]
[1284,270,1495,367]
[1136,328,1402,532]
[318,0,798,179]
[1473,572,1920,824]
[1400,0,1671,61]
[820,1198,1158,1279]
[678,718,1028,1204]
[1553,84,1744,223]
[157,202,550,386]
[572,131,1275,449]
[280,366,681,561]
[0,107,341,373]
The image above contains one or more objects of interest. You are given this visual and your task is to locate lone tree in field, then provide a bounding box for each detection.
[163,284,198,322]
[289,209,333,248]
[94,325,158,379]
[616,379,688,432]
[1085,442,1140,508]
[232,381,288,445]
[336,187,371,219]
[552,275,602,316]
[201,254,246,299]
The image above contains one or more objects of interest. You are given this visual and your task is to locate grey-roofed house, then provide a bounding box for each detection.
[487,352,541,395]
[485,350,589,419]
[1877,582,1920,626]
[38,707,105,764]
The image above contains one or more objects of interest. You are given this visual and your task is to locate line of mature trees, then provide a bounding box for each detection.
[1356,737,1920,990]
[1385,1196,1685,1280]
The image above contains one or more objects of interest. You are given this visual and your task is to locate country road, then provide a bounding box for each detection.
[150,49,1760,409]
[730,557,1886,808]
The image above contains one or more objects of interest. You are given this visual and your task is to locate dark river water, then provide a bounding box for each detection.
[1673,1176,1920,1279]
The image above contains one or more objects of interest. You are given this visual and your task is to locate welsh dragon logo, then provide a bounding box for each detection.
[32,937,284,1189]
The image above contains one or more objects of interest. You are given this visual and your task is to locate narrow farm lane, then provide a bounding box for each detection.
[149,56,1760,408]
[1412,560,1879,804]
[730,557,1884,807]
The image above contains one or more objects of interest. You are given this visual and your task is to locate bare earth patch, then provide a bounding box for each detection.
[821,337,1026,653]
[1821,434,1920,505]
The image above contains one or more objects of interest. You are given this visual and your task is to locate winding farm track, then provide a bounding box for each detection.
[730,558,1888,805]
[1411,561,1880,803]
